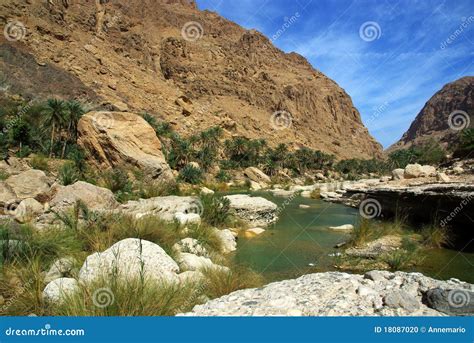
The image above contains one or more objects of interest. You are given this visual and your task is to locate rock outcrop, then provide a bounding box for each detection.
[182,271,474,316]
[77,111,173,182]
[388,76,473,152]
[224,194,278,227]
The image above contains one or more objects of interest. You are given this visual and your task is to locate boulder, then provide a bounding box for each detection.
[244,227,265,238]
[50,181,118,211]
[176,253,228,272]
[119,196,202,221]
[346,235,403,258]
[425,288,474,315]
[13,198,44,223]
[77,111,173,182]
[78,238,179,284]
[315,172,326,181]
[404,164,424,179]
[328,224,354,231]
[249,180,262,191]
[383,290,420,311]
[44,257,77,284]
[0,182,17,211]
[173,238,208,257]
[453,166,464,174]
[224,194,278,227]
[174,212,201,225]
[200,187,214,195]
[214,228,237,253]
[436,172,450,182]
[244,167,271,185]
[42,278,79,304]
[4,169,50,200]
[420,165,436,177]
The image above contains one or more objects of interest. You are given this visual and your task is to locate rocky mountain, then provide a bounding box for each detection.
[0,0,382,159]
[388,76,474,153]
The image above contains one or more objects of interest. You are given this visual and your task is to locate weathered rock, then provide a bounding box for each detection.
[244,227,265,238]
[453,166,464,174]
[42,278,79,304]
[328,224,354,231]
[383,290,420,311]
[4,169,50,200]
[249,180,262,191]
[174,212,201,225]
[270,189,296,198]
[173,238,208,257]
[177,253,228,272]
[13,198,44,223]
[224,194,278,227]
[200,187,214,195]
[420,165,436,177]
[436,172,450,182]
[244,167,271,185]
[424,288,474,315]
[214,228,237,253]
[44,257,77,284]
[50,181,118,211]
[78,238,179,284]
[404,164,424,178]
[0,182,17,212]
[119,196,202,221]
[345,235,402,258]
[392,169,405,180]
[181,271,467,316]
[77,111,173,182]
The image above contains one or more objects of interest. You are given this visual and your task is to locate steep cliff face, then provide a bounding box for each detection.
[388,77,474,153]
[0,0,382,159]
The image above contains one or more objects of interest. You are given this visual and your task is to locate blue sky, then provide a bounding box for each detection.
[195,0,474,148]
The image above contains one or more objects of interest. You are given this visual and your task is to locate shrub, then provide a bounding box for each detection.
[200,194,231,227]
[215,170,231,182]
[59,162,79,186]
[178,164,203,184]
[102,168,132,197]
[420,225,451,248]
[29,155,49,171]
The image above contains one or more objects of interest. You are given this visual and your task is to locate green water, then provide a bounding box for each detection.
[232,192,474,283]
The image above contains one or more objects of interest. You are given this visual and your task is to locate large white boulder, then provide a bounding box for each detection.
[4,169,51,200]
[391,169,405,180]
[13,198,44,223]
[214,229,237,253]
[404,164,424,179]
[50,181,118,211]
[420,165,437,177]
[78,238,180,284]
[42,278,79,304]
[224,194,278,227]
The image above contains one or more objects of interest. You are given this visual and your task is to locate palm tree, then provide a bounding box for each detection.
[61,101,85,158]
[43,99,67,158]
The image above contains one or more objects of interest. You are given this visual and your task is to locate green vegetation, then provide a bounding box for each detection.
[0,201,262,316]
[200,194,231,228]
[178,164,203,185]
[453,128,474,158]
[388,139,446,168]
